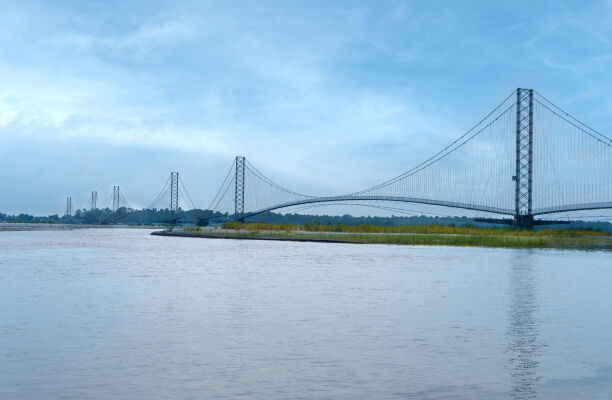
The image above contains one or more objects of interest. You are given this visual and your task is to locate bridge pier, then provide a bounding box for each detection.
[513,214,534,230]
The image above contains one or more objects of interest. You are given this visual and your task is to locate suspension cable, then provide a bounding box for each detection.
[147,175,171,209]
[534,90,612,144]
[245,159,314,198]
[533,98,612,147]
[179,175,198,210]
[207,160,235,210]
[352,98,517,195]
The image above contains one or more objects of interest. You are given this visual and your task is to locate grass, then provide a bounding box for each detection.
[221,221,611,238]
[294,232,611,249]
[170,223,612,250]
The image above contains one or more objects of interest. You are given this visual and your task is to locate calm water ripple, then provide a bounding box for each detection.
[1,229,611,399]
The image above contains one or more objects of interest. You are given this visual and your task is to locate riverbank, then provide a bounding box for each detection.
[0,223,156,232]
[152,228,612,250]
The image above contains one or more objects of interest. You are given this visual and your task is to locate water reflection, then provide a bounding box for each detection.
[507,250,544,399]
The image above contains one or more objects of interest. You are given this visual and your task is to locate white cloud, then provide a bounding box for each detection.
[57,18,200,54]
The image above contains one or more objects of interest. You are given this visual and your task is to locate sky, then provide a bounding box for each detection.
[1,0,612,215]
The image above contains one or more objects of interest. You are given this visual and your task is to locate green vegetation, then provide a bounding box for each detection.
[221,221,611,238]
[236,211,612,232]
[162,228,612,250]
[213,221,612,249]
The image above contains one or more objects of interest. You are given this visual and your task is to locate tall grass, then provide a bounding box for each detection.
[221,221,610,238]
[293,232,611,249]
[180,229,612,250]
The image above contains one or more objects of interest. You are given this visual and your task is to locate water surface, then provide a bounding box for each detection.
[1,229,611,399]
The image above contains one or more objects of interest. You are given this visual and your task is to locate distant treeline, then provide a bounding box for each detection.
[0,208,229,225]
[1,208,611,231]
[247,211,612,232]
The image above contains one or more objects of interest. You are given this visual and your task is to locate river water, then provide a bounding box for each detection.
[1,229,611,399]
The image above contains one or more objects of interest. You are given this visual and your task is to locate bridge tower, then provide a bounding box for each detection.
[170,172,179,212]
[234,156,245,221]
[112,186,120,212]
[90,191,98,211]
[513,88,534,229]
[65,196,73,217]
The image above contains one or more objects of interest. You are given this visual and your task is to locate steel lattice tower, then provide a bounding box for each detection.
[112,186,120,212]
[170,172,179,213]
[65,197,73,216]
[90,191,97,211]
[234,156,245,221]
[513,88,534,228]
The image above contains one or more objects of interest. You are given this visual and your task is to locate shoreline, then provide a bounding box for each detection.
[0,223,157,232]
[151,230,352,244]
[151,229,612,250]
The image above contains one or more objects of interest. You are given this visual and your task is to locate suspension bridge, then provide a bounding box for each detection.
[64,88,612,229]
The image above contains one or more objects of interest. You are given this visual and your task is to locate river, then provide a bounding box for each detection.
[1,228,611,399]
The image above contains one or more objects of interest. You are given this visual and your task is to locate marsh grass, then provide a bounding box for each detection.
[182,228,612,250]
[292,232,611,249]
[221,221,610,238]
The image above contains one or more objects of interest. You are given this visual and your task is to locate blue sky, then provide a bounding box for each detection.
[1,0,612,214]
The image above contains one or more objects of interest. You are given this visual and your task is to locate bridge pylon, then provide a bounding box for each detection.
[513,88,534,229]
[170,172,179,213]
[112,186,120,212]
[65,196,73,217]
[90,191,98,211]
[234,156,245,221]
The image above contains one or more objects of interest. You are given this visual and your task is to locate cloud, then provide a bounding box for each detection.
[57,18,200,55]
[0,2,457,199]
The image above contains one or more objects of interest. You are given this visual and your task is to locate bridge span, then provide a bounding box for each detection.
[205,89,611,229]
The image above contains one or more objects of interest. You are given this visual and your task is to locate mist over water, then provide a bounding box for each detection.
[1,229,611,399]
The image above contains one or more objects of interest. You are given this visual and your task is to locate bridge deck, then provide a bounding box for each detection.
[241,196,612,220]
[533,202,612,216]
[242,196,515,219]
